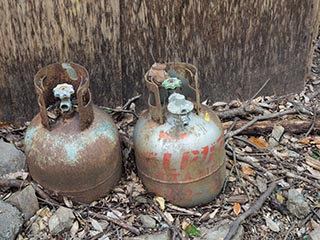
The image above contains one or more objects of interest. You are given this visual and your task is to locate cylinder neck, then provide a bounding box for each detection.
[34,63,94,131]
[144,62,201,124]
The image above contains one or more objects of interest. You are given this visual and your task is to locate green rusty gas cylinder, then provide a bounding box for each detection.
[133,62,226,207]
[24,63,122,203]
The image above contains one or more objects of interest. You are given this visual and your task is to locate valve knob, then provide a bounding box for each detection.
[167,93,194,115]
[162,77,182,90]
[53,83,75,112]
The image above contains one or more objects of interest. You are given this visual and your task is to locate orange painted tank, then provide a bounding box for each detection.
[133,62,226,207]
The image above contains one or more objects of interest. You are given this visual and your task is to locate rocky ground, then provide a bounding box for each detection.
[1,31,320,240]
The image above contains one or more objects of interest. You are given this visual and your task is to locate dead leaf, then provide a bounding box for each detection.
[181,220,190,230]
[199,212,210,221]
[209,208,219,219]
[276,192,284,204]
[155,196,165,211]
[265,217,280,232]
[63,196,73,208]
[0,122,12,128]
[91,218,103,232]
[70,220,79,236]
[305,165,320,179]
[106,210,122,219]
[212,101,227,107]
[228,195,249,204]
[256,175,267,193]
[241,165,256,176]
[299,137,311,145]
[3,171,29,180]
[163,211,174,223]
[248,137,268,149]
[233,203,241,216]
[306,156,320,171]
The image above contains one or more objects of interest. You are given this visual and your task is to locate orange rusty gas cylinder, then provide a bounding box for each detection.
[133,62,226,207]
[24,63,122,203]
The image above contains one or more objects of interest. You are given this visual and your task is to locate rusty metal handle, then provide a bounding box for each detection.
[77,75,94,131]
[145,62,201,124]
[34,63,94,131]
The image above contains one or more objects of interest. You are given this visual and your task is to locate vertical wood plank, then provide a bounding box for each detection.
[0,0,122,122]
[121,0,318,107]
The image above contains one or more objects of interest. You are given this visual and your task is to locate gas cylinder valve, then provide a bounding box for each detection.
[168,93,194,126]
[53,83,75,112]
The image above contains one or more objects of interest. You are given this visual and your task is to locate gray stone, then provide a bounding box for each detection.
[268,125,285,147]
[309,228,320,240]
[287,189,311,219]
[6,185,39,220]
[139,214,156,228]
[49,206,75,235]
[198,220,244,240]
[124,230,170,240]
[0,200,23,240]
[0,140,25,176]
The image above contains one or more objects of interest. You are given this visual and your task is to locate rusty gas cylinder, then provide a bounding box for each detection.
[133,62,226,207]
[24,63,122,203]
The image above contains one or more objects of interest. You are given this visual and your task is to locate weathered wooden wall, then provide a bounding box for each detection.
[0,0,319,122]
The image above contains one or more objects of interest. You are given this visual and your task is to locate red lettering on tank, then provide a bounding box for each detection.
[184,172,192,181]
[191,150,200,162]
[170,173,180,182]
[180,152,190,170]
[201,146,209,161]
[207,144,216,164]
[156,171,165,180]
[163,153,175,171]
[143,152,157,160]
[159,131,172,140]
[179,133,187,139]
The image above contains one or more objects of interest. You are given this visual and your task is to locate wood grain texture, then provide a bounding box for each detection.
[121,0,318,107]
[0,0,319,122]
[0,0,122,122]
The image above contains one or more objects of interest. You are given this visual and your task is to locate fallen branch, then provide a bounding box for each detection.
[166,204,201,217]
[0,178,59,205]
[286,172,320,190]
[151,202,183,240]
[223,116,320,136]
[225,109,296,139]
[0,178,25,188]
[224,181,277,240]
[99,94,141,119]
[217,103,265,120]
[88,211,140,235]
[217,79,270,120]
[122,95,141,110]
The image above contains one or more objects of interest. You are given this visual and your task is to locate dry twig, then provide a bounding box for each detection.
[166,204,201,217]
[224,181,277,240]
[150,202,183,240]
[225,109,296,139]
[286,172,320,190]
[222,116,320,136]
[88,211,140,235]
[217,103,265,120]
